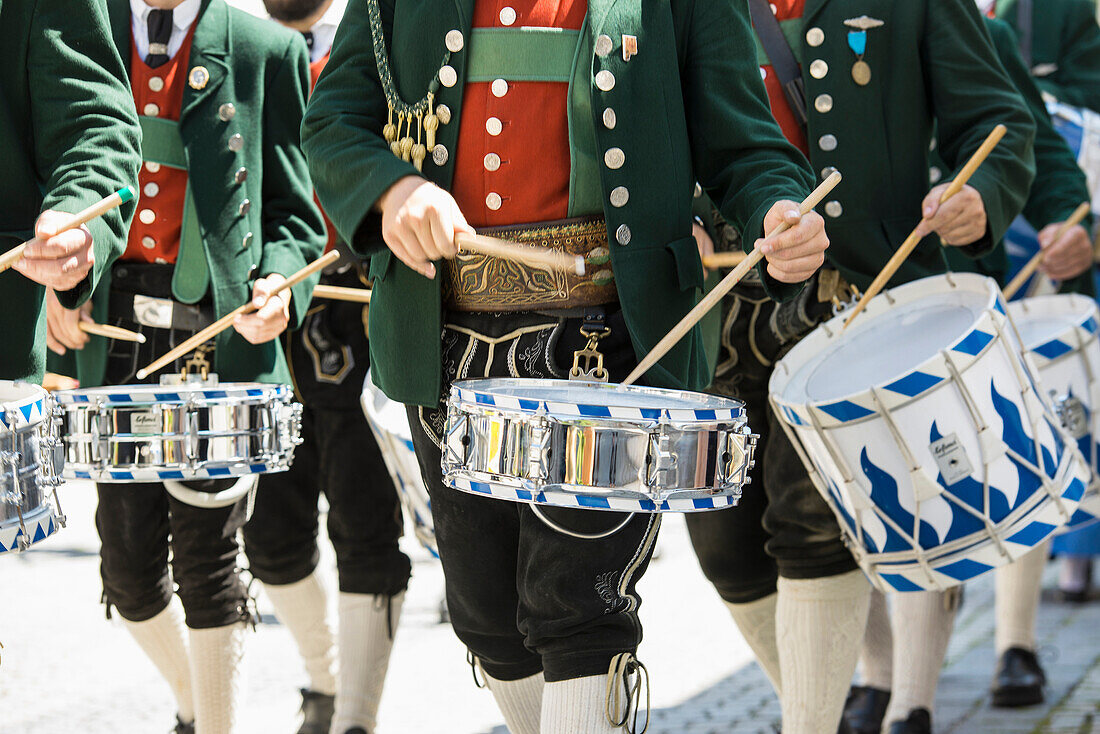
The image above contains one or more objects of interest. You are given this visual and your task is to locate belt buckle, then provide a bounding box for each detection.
[133,295,174,330]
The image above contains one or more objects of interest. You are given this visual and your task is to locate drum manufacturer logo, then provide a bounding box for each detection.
[929,433,973,485]
[130,409,162,435]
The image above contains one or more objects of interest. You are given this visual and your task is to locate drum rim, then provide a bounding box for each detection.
[53,381,292,406]
[449,377,746,423]
[770,273,1003,425]
[0,380,49,433]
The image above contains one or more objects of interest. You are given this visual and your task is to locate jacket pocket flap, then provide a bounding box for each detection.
[666,235,704,292]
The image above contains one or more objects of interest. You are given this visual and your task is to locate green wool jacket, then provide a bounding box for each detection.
[951,17,1095,296]
[0,0,141,383]
[777,0,1034,292]
[60,0,327,388]
[995,0,1100,113]
[304,0,816,407]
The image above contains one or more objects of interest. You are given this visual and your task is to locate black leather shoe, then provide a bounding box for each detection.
[343,728,369,734]
[886,708,931,734]
[298,689,336,734]
[173,717,195,734]
[991,647,1046,707]
[844,685,891,734]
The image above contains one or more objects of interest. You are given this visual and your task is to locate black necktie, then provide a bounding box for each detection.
[301,31,314,53]
[146,9,173,68]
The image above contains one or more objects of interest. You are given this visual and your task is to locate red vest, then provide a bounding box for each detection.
[125,25,197,264]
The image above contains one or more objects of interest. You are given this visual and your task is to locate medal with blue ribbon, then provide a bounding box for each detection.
[844,15,884,86]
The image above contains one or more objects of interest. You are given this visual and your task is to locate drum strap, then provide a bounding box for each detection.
[748,0,808,129]
[570,306,611,381]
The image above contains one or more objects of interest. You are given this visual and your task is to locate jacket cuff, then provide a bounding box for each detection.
[343,159,421,258]
[745,199,804,303]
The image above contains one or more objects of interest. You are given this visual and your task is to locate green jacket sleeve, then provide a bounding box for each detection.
[1036,0,1100,113]
[260,34,328,330]
[302,0,420,257]
[681,0,815,300]
[31,0,141,309]
[988,18,1092,234]
[925,0,1036,255]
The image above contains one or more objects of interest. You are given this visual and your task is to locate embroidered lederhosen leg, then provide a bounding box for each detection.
[405,309,663,682]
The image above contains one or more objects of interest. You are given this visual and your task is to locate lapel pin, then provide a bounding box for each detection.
[622,34,638,62]
[188,65,210,90]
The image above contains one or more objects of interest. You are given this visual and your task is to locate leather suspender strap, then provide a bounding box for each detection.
[1016,0,1033,69]
[747,0,808,128]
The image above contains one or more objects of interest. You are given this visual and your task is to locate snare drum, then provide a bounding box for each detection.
[770,274,1090,592]
[55,378,302,482]
[442,378,756,512]
[361,372,437,557]
[0,381,65,554]
[1010,295,1100,531]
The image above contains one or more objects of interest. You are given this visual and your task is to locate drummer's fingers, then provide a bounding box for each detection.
[759,211,825,256]
[387,229,435,280]
[13,246,94,292]
[766,251,825,283]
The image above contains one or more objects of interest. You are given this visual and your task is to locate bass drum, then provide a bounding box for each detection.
[361,372,437,558]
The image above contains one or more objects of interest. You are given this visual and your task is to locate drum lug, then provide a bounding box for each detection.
[443,407,471,471]
[644,429,677,487]
[525,418,550,483]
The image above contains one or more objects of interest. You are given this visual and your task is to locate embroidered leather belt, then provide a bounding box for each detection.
[443,216,617,312]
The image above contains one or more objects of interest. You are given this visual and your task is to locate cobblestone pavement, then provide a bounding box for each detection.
[3,484,1099,733]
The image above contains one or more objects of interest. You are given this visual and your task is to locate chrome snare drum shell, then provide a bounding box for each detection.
[0,382,65,553]
[55,382,301,482]
[442,378,756,513]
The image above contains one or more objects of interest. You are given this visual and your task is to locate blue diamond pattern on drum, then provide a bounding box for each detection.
[884,371,944,397]
[1033,339,1074,361]
[1085,316,1099,334]
[19,403,33,422]
[695,410,716,420]
[161,470,185,479]
[881,573,924,592]
[641,408,662,420]
[1007,521,1058,547]
[471,481,491,494]
[820,400,875,422]
[938,557,994,581]
[578,404,613,418]
[154,392,181,401]
[953,329,995,356]
[1064,476,1086,503]
[518,398,540,411]
[33,523,46,543]
[577,495,611,509]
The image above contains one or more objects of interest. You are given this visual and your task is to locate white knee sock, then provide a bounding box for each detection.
[262,571,336,695]
[858,588,893,690]
[995,541,1049,655]
[777,569,871,734]
[485,672,544,734]
[189,622,246,734]
[541,674,617,734]
[330,591,404,734]
[884,590,957,724]
[724,594,782,695]
[122,595,194,724]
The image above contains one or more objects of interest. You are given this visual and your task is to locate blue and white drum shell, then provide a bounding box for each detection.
[361,373,438,558]
[0,381,65,554]
[1010,295,1100,532]
[442,378,756,513]
[769,274,1091,592]
[54,381,302,483]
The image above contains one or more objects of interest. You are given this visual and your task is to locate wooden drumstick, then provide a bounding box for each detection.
[1002,201,1091,299]
[0,186,136,273]
[135,249,341,379]
[79,321,146,343]
[843,124,1007,328]
[622,171,843,386]
[701,252,748,269]
[312,284,372,303]
[455,232,586,275]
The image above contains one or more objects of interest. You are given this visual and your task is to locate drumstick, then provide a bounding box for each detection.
[1002,201,1091,299]
[455,232,586,276]
[701,252,748,269]
[0,186,136,273]
[79,321,146,343]
[842,124,1007,328]
[312,284,372,303]
[622,171,843,386]
[135,249,341,379]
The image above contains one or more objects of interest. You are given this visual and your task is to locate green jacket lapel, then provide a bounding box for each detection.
[180,0,230,127]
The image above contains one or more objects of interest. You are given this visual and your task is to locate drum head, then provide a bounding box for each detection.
[1009,294,1099,352]
[0,380,48,431]
[777,274,995,405]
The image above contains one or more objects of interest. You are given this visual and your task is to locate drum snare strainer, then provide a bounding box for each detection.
[770,273,1090,592]
[0,381,65,554]
[55,375,303,483]
[443,379,756,513]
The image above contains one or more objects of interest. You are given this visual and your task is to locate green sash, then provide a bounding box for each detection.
[465,26,603,217]
[137,116,210,304]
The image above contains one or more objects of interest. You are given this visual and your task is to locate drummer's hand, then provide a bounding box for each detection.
[916,183,987,246]
[378,175,474,280]
[45,289,92,355]
[693,221,715,276]
[13,210,95,292]
[1038,222,1093,281]
[234,274,291,344]
[757,201,828,283]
